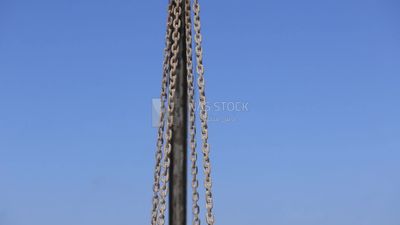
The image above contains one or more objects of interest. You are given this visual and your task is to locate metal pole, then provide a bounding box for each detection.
[169,0,187,224]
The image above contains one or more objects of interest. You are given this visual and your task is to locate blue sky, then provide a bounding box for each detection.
[1,0,399,224]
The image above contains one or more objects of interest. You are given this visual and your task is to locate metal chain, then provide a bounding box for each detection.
[157,0,182,224]
[150,2,173,225]
[152,1,215,224]
[184,0,201,224]
[193,0,215,224]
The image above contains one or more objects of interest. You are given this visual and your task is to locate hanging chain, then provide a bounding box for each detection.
[150,2,173,225]
[157,0,183,224]
[151,0,215,224]
[193,0,215,224]
[184,0,201,224]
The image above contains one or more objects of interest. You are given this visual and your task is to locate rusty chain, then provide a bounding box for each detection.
[193,0,215,224]
[157,0,183,224]
[150,1,173,225]
[151,0,215,224]
[184,0,201,224]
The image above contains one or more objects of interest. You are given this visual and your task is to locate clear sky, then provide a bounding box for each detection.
[1,0,399,224]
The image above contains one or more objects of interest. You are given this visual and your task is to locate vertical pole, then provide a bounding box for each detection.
[169,0,187,224]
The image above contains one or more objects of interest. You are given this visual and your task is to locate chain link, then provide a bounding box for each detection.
[193,0,215,224]
[150,2,173,225]
[151,1,215,224]
[157,0,183,224]
[184,0,201,224]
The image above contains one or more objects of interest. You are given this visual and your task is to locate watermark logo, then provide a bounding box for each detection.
[152,98,162,127]
[151,98,249,127]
